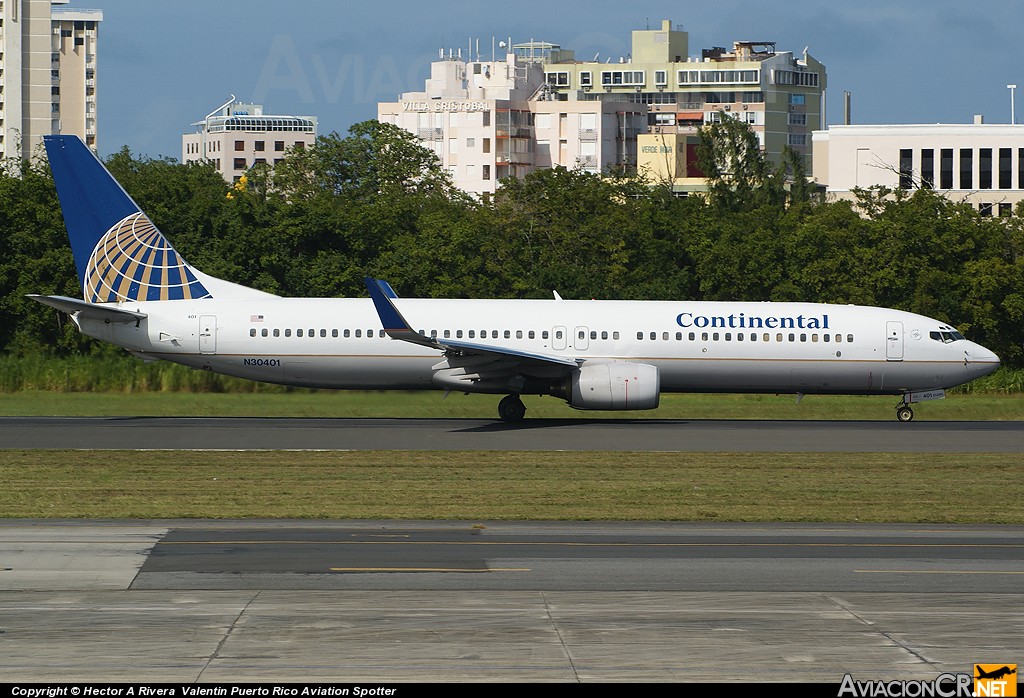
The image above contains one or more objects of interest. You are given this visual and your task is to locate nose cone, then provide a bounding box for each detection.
[968,343,1000,376]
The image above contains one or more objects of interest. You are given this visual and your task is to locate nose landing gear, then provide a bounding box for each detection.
[896,402,914,422]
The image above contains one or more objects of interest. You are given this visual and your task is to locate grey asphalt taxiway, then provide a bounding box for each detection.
[2,520,1022,682]
[2,415,1024,451]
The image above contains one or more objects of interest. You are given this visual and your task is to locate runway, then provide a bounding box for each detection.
[2,520,1022,682]
[2,416,1024,451]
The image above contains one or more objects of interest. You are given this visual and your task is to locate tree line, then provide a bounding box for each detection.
[1,119,1022,367]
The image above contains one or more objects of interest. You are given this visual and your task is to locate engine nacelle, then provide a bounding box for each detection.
[562,362,660,411]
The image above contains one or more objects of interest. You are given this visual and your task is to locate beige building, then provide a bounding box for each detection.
[812,119,1024,214]
[1,0,100,160]
[377,47,645,197]
[541,19,826,193]
[182,97,317,182]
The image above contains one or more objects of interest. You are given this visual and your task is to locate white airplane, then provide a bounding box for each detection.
[31,134,1000,422]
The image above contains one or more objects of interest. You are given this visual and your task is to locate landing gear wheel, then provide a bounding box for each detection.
[896,405,914,422]
[498,394,527,423]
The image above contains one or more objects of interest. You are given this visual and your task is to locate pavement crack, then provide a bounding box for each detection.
[825,593,938,669]
[542,591,581,683]
[196,590,261,682]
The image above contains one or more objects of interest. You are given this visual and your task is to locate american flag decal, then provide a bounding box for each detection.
[250,314,264,322]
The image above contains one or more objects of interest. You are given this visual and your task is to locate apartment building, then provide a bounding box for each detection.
[1,0,101,160]
[541,19,827,192]
[182,97,317,182]
[377,45,644,197]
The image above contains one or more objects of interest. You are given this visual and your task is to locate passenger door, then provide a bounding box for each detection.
[886,321,904,361]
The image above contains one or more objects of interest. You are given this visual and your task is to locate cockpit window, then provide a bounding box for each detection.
[930,330,965,343]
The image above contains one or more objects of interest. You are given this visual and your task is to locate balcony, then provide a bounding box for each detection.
[417,128,442,141]
[579,128,598,142]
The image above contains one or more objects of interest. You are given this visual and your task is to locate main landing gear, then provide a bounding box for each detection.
[895,402,914,422]
[498,394,527,423]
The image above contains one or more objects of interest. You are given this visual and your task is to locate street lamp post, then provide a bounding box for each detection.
[1009,84,1017,125]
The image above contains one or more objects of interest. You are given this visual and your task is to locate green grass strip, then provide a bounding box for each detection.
[2,450,1021,523]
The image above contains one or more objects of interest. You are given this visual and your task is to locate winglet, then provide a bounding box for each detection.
[363,278,439,349]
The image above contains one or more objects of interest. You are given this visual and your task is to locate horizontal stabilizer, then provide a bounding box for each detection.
[27,295,147,324]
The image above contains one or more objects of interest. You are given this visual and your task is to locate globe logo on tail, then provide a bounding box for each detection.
[84,212,211,302]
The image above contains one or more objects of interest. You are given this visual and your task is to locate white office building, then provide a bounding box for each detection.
[1,0,101,160]
[813,118,1024,214]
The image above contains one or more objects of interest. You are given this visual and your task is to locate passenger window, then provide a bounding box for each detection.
[492,330,498,339]
[457,330,464,338]
[737,333,744,341]
[847,334,854,343]
[543,331,549,339]
[688,332,695,341]
[528,331,535,339]
[650,332,657,340]
[273,329,280,337]
[823,334,830,343]
[660,332,667,340]
[750,333,757,342]
[355,329,361,338]
[517,330,523,339]
[555,330,563,339]
[320,329,327,338]
[637,332,644,340]
[308,328,314,337]
[444,330,451,339]
[261,329,268,337]
[835,334,842,343]
[250,328,256,337]
[332,329,338,338]
[702,332,709,341]
[789,333,795,342]
[368,329,374,338]
[602,331,608,340]
[763,333,770,342]
[811,334,818,342]
[590,331,597,340]
[286,329,293,337]
[297,329,303,337]
[613,332,620,340]
[800,333,806,342]
[505,330,512,339]
[342,329,348,338]
[725,333,732,341]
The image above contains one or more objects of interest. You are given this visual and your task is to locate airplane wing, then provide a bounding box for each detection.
[28,294,147,324]
[363,277,579,369]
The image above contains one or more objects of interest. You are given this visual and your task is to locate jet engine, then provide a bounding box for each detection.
[556,362,660,410]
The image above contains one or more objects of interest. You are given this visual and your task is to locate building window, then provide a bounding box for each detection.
[580,72,592,87]
[788,113,806,125]
[482,111,491,127]
[601,70,645,86]
[788,93,805,106]
[899,149,913,189]
[920,149,934,189]
[275,141,285,151]
[999,147,1012,189]
[979,202,993,216]
[999,202,1013,217]
[545,71,569,87]
[482,164,490,180]
[940,149,953,189]
[483,138,490,154]
[1019,149,1024,192]
[654,70,667,86]
[254,141,265,151]
[234,140,244,152]
[233,158,246,170]
[466,137,475,148]
[979,148,993,189]
[788,133,807,146]
[960,149,973,189]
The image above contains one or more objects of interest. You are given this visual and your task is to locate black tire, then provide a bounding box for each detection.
[498,394,526,423]
[896,406,914,422]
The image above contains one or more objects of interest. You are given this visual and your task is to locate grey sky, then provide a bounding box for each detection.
[85,0,1024,158]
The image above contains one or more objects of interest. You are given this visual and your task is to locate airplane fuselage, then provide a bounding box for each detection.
[76,297,999,397]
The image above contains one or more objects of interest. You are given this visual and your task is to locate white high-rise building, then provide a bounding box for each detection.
[182,97,317,183]
[0,0,101,160]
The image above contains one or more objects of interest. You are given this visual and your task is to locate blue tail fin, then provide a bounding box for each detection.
[44,135,212,302]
